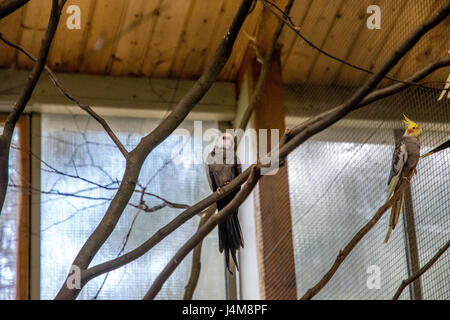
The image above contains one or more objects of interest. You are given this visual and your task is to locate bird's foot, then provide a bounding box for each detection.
[216,187,224,195]
[284,128,292,138]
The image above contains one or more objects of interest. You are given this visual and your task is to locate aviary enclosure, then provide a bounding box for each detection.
[0,0,448,301]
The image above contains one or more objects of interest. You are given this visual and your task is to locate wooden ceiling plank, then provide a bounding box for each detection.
[197,0,239,79]
[140,0,193,78]
[47,0,95,73]
[334,0,407,86]
[0,4,26,68]
[110,0,163,76]
[16,1,51,69]
[307,0,373,86]
[279,0,313,69]
[393,1,449,84]
[282,0,343,84]
[169,0,225,79]
[77,0,128,74]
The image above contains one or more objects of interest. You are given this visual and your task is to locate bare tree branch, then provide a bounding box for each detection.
[0,0,28,20]
[183,205,216,300]
[300,173,414,300]
[0,0,66,214]
[143,165,261,300]
[392,239,450,300]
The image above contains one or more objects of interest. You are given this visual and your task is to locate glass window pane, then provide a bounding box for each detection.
[39,114,225,299]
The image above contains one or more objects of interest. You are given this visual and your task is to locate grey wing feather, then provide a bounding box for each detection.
[388,141,407,185]
[205,162,217,192]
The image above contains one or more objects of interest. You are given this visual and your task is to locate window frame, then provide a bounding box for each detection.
[0,113,30,300]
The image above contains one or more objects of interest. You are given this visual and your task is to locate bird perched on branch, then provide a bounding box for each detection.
[206,132,244,272]
[384,115,422,243]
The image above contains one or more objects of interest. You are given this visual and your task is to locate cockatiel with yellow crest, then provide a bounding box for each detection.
[384,115,423,243]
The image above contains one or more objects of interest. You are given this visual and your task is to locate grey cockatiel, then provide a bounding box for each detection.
[206,132,243,272]
[384,115,422,243]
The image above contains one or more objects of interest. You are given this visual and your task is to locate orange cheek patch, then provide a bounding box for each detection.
[408,129,414,134]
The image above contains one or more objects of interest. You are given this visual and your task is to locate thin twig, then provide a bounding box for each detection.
[392,239,450,300]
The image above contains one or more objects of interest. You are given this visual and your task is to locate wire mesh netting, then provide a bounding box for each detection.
[282,0,449,300]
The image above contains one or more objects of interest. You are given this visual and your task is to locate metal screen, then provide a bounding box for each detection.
[283,0,449,300]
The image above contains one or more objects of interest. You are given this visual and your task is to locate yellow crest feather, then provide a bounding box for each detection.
[402,114,417,128]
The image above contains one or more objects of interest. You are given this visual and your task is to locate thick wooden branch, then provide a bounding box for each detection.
[300,175,413,300]
[392,239,450,300]
[55,0,254,300]
[143,166,261,300]
[0,0,29,19]
[0,0,65,215]
[259,0,448,90]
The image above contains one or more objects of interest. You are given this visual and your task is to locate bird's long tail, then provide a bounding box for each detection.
[218,212,244,273]
[384,190,405,243]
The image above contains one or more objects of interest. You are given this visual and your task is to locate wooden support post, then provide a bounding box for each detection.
[403,184,423,299]
[235,0,297,298]
[394,130,423,300]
